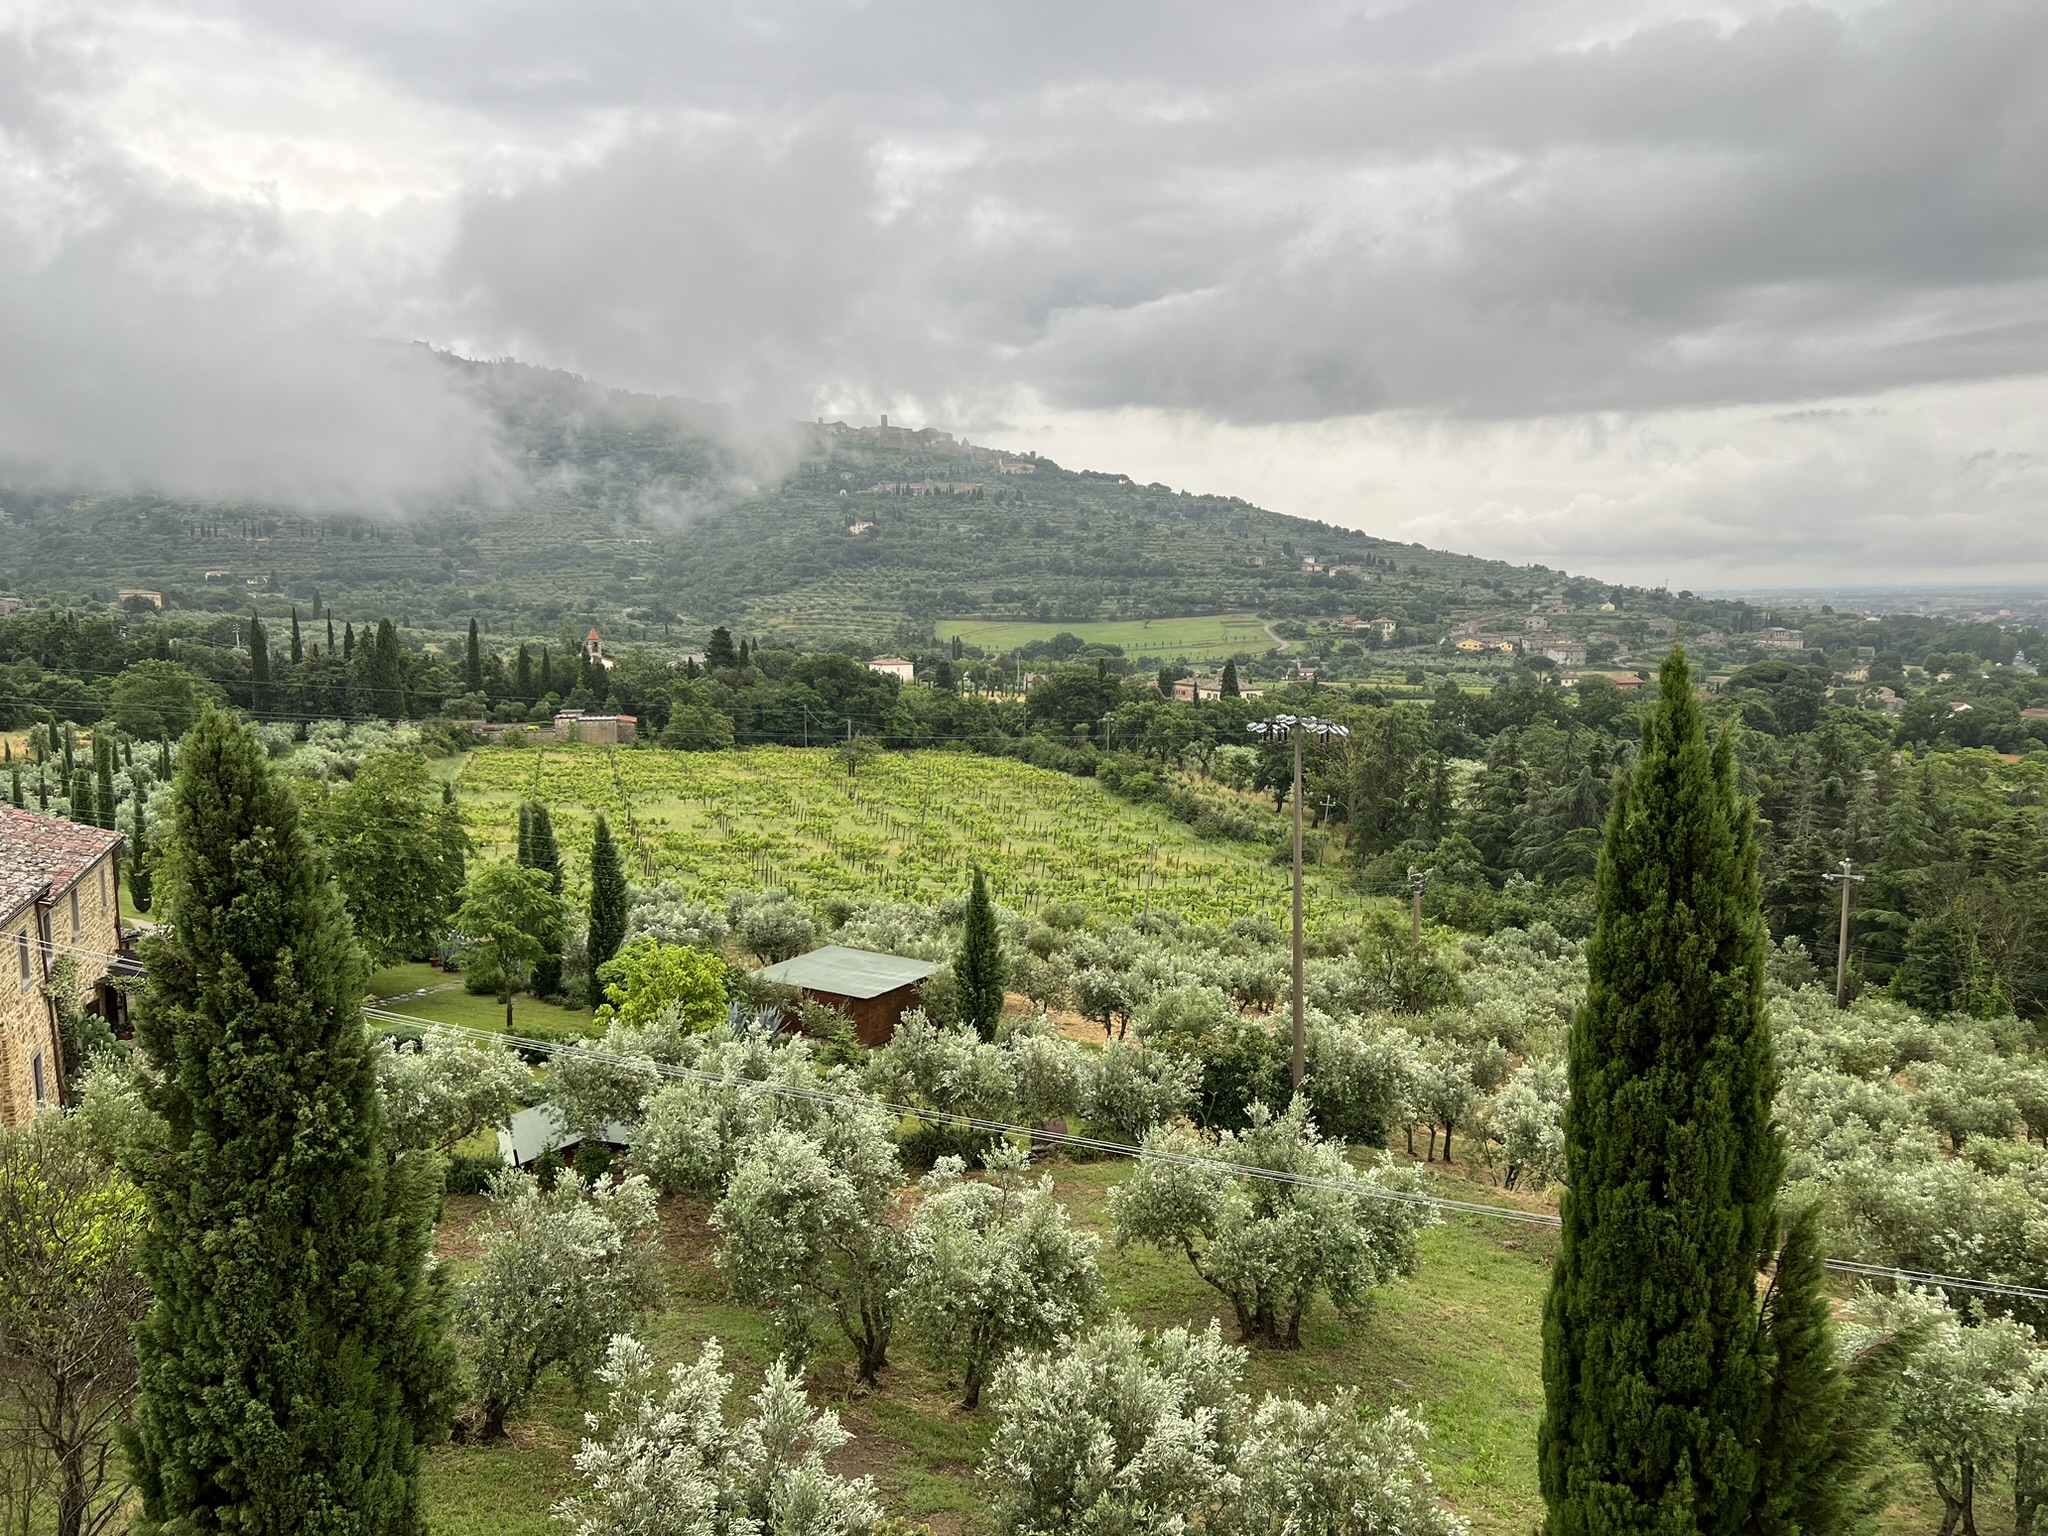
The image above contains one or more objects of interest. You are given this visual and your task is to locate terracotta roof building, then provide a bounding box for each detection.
[1,807,131,1123]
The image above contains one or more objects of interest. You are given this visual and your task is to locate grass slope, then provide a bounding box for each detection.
[454,744,1367,928]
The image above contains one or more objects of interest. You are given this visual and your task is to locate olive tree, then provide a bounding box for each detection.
[634,1035,854,1198]
[375,1032,528,1155]
[713,1118,906,1384]
[556,1334,879,1536]
[898,1146,1102,1407]
[0,1116,147,1536]
[1085,1039,1199,1143]
[1110,1099,1433,1348]
[983,1316,1465,1536]
[459,1169,662,1439]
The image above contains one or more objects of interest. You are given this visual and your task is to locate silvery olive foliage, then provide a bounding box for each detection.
[712,1117,906,1383]
[1085,1039,1200,1143]
[556,1334,880,1536]
[983,1317,1465,1536]
[459,1170,663,1439]
[1111,1099,1433,1350]
[375,1032,528,1154]
[626,881,731,951]
[898,1145,1103,1408]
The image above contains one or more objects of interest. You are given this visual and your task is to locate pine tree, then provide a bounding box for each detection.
[1220,659,1240,697]
[957,867,1007,1041]
[518,803,565,998]
[126,707,454,1534]
[586,814,628,1006]
[129,785,153,913]
[465,618,483,696]
[1539,647,1780,1536]
[290,608,304,665]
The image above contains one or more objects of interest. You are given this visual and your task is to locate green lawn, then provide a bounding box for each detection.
[936,613,1275,662]
[367,961,597,1043]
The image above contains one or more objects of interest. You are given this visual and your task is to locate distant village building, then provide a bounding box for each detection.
[1170,675,1263,701]
[585,627,616,669]
[753,945,938,1046]
[0,808,133,1124]
[0,597,24,616]
[552,710,638,745]
[117,589,164,609]
[1758,627,1804,648]
[1540,640,1588,667]
[869,657,916,682]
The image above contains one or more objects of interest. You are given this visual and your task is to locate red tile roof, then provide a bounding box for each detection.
[0,806,124,919]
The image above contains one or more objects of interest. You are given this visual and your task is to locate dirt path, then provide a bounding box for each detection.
[1263,621,1292,653]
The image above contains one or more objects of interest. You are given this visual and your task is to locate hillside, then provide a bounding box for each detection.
[0,353,1736,658]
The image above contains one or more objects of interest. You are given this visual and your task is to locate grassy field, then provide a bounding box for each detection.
[936,613,1275,662]
[421,1153,1559,1536]
[367,961,597,1042]
[454,745,1369,928]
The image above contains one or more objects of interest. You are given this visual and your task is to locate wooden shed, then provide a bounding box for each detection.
[755,944,938,1047]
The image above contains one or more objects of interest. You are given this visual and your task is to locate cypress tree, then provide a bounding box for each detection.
[343,621,355,661]
[518,803,565,998]
[1220,659,1240,697]
[956,867,1007,1041]
[538,645,552,696]
[70,767,97,828]
[249,614,271,713]
[1539,647,1780,1536]
[129,785,153,913]
[515,643,533,701]
[1750,1207,1908,1536]
[290,608,304,665]
[327,617,337,653]
[96,735,117,831]
[586,814,628,1006]
[9,766,21,808]
[464,618,483,695]
[371,619,405,719]
[126,706,454,1533]
[37,769,48,811]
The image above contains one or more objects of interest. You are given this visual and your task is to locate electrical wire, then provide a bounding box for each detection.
[42,937,2048,1304]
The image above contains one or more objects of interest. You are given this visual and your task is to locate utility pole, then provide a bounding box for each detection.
[1409,866,1430,942]
[1822,857,1866,1008]
[1250,713,1350,1090]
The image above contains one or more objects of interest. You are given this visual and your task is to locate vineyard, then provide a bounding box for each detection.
[454,744,1367,925]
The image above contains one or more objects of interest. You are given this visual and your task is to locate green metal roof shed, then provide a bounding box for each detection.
[755,945,939,1045]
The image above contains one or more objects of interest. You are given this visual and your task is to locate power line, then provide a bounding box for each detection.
[48,940,2048,1304]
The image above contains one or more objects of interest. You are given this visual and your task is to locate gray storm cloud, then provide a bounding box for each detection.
[2,0,2045,580]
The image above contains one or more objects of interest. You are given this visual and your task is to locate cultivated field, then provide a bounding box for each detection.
[455,745,1364,926]
[936,613,1275,662]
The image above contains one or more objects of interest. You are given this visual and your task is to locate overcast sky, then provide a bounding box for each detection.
[4,0,2045,587]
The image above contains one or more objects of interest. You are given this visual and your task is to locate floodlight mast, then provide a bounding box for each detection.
[1250,713,1350,1089]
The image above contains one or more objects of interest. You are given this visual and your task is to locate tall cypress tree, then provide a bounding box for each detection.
[464,618,483,696]
[126,707,454,1534]
[1540,647,1780,1536]
[290,608,304,665]
[95,734,117,831]
[515,643,533,701]
[70,767,96,828]
[586,814,628,1006]
[956,867,1006,1041]
[249,614,271,714]
[343,621,355,661]
[129,784,153,913]
[517,803,565,998]
[1219,659,1240,697]
[370,619,405,719]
